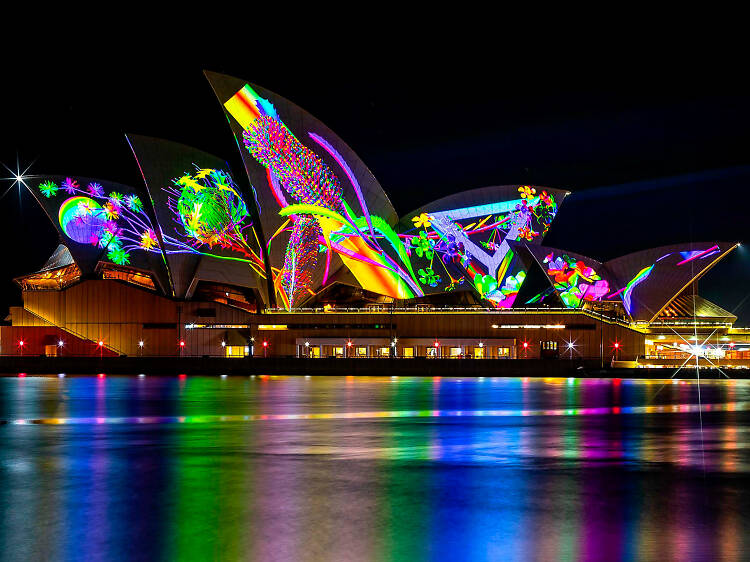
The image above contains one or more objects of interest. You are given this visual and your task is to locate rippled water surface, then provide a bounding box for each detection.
[1,375,749,561]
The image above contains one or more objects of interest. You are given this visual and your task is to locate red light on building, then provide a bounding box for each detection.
[262,341,268,348]
[346,340,353,347]
[434,341,440,348]
[18,372,26,378]
[522,342,529,349]
[614,342,620,349]
[729,342,736,348]
[18,340,24,347]
[98,341,104,347]
[179,340,185,347]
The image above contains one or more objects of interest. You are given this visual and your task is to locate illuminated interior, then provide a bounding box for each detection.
[193,282,257,313]
[100,264,156,290]
[16,263,81,291]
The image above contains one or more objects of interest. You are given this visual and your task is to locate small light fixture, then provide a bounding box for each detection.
[98,341,104,347]
[221,341,226,347]
[304,341,310,347]
[179,340,185,347]
[58,340,64,347]
[478,342,484,349]
[138,340,144,348]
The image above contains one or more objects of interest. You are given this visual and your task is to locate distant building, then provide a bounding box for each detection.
[2,72,746,366]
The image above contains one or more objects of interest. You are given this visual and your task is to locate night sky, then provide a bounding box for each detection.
[2,45,749,322]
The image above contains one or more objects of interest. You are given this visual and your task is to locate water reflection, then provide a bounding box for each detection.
[1,376,748,561]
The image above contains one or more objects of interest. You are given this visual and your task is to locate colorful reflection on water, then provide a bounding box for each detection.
[1,376,749,561]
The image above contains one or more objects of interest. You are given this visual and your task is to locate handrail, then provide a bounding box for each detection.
[15,307,123,355]
[260,306,637,330]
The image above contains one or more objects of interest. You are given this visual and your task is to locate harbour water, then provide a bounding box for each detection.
[1,375,748,561]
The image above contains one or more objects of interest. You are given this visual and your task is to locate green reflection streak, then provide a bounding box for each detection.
[379,378,435,562]
[559,379,581,561]
[165,377,252,561]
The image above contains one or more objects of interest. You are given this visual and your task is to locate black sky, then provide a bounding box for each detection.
[1,37,749,321]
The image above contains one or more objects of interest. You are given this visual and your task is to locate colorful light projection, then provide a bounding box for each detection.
[608,244,723,316]
[38,171,264,278]
[162,167,265,278]
[527,252,610,308]
[39,178,158,266]
[399,187,559,307]
[225,83,421,308]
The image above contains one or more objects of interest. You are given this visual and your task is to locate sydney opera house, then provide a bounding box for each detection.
[2,71,748,366]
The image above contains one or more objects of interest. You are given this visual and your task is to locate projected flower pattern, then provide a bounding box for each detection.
[229,84,423,309]
[399,188,559,307]
[528,252,610,308]
[162,167,265,277]
[40,178,160,266]
[38,171,265,276]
